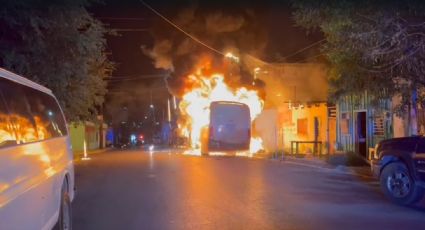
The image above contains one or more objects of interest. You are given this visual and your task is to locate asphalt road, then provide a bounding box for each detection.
[72,149,425,230]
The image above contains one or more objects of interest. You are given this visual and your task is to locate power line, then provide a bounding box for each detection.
[139,0,226,57]
[282,39,326,60]
[139,0,326,66]
[293,53,325,63]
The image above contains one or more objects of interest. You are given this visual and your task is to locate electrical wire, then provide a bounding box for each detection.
[139,0,226,57]
[292,53,325,63]
[139,0,327,65]
[282,39,326,60]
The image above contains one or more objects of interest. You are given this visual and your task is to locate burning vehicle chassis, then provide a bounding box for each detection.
[175,57,264,156]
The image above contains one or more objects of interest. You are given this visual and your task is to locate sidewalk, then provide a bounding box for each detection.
[278,154,374,179]
[283,155,334,168]
[73,147,113,161]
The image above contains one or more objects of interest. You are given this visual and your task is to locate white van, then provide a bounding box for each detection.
[0,68,74,230]
[201,101,251,154]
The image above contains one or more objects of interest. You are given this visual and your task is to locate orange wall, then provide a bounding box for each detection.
[278,104,335,155]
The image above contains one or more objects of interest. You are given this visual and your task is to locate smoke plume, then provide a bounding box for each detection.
[142,4,268,97]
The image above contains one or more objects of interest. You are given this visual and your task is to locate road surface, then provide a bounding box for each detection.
[72,149,425,230]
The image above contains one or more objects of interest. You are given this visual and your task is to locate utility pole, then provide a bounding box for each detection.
[150,89,156,124]
[98,104,104,149]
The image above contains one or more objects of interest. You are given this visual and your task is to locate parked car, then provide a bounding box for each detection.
[371,136,425,205]
[0,68,74,230]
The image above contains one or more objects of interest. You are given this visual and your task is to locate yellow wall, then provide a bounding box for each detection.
[279,104,332,155]
[69,122,104,153]
[69,123,85,153]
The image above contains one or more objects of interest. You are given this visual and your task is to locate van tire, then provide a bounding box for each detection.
[53,180,72,230]
[380,162,424,205]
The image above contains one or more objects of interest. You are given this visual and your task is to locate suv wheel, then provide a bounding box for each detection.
[53,181,72,230]
[380,162,424,205]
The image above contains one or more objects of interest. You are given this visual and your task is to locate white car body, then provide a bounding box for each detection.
[0,68,74,230]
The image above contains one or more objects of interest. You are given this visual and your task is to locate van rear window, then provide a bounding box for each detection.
[0,79,38,144]
[0,91,17,147]
[25,86,67,138]
[0,77,67,146]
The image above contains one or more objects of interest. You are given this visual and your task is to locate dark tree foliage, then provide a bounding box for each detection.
[0,0,113,122]
[293,0,425,113]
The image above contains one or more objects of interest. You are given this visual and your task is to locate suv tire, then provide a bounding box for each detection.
[380,162,424,205]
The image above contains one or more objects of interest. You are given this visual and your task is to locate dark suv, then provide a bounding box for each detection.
[372,136,425,205]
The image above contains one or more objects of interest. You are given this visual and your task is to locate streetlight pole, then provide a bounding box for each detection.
[150,89,156,124]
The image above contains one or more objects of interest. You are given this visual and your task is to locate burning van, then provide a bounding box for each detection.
[177,60,265,156]
[201,101,251,155]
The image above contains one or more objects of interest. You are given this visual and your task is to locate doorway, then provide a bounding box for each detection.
[356,112,367,158]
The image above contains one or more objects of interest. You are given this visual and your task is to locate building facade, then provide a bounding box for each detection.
[252,62,337,155]
[69,121,107,154]
[336,92,393,158]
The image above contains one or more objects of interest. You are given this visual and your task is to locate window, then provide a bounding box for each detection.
[24,86,67,139]
[373,116,385,136]
[0,79,38,144]
[297,118,308,135]
[341,113,350,135]
[0,78,67,144]
[0,91,17,147]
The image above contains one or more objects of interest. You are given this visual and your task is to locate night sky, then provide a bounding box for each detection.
[89,0,323,124]
[91,0,322,77]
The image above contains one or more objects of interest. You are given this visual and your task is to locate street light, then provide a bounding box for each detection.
[253,67,261,86]
[225,52,240,63]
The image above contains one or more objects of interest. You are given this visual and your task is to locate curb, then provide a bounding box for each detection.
[281,156,374,179]
[73,147,113,162]
[334,165,374,179]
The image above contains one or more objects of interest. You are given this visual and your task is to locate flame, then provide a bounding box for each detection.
[178,61,264,156]
[4,114,50,144]
[249,137,264,154]
[0,112,52,166]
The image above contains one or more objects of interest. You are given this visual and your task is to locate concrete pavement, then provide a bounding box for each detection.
[72,149,425,230]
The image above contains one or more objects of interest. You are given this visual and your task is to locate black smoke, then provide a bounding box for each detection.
[141,2,268,96]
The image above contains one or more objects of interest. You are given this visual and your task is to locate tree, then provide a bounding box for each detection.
[292,0,425,114]
[0,0,113,122]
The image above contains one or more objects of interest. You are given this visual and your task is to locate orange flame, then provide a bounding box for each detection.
[178,61,264,156]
